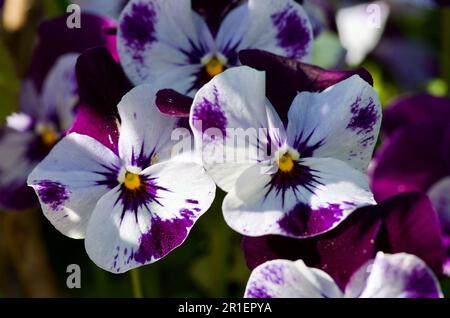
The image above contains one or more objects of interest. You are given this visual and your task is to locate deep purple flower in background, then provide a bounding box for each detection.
[28,85,215,273]
[244,252,442,298]
[189,65,382,239]
[0,14,118,211]
[371,94,450,276]
[117,0,313,96]
[242,192,446,289]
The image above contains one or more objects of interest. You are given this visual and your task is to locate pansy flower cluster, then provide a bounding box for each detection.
[0,0,448,298]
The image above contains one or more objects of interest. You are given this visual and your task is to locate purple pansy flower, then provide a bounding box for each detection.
[0,14,118,211]
[71,0,129,18]
[245,252,443,298]
[242,192,446,289]
[117,0,313,95]
[189,66,382,238]
[28,84,215,273]
[371,94,450,276]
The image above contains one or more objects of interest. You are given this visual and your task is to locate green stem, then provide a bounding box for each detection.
[130,268,144,298]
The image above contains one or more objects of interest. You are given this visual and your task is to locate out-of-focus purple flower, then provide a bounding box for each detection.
[0,14,118,211]
[371,94,450,276]
[117,0,313,96]
[242,192,446,289]
[244,252,443,298]
[28,85,215,273]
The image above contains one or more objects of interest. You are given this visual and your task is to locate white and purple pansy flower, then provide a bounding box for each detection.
[27,84,215,273]
[244,252,443,298]
[118,0,313,95]
[190,66,382,238]
[0,53,79,211]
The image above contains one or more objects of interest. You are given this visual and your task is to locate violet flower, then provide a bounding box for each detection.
[28,84,215,273]
[371,94,450,276]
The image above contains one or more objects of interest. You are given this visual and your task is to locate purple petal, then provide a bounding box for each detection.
[382,94,450,137]
[239,49,373,125]
[67,47,131,154]
[371,123,450,202]
[28,13,117,92]
[242,204,381,290]
[377,192,446,276]
[243,192,446,289]
[155,89,193,117]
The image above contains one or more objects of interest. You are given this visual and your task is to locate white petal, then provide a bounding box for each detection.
[41,53,79,130]
[85,160,215,273]
[346,252,443,298]
[427,177,450,234]
[190,66,285,192]
[28,133,120,239]
[336,1,390,65]
[217,0,313,62]
[118,84,179,168]
[245,259,343,298]
[287,75,382,172]
[223,157,375,238]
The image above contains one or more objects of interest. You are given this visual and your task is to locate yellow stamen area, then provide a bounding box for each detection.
[124,172,141,190]
[205,57,224,77]
[277,153,295,173]
[40,127,58,146]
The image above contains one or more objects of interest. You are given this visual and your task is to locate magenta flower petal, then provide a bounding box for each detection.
[242,192,445,288]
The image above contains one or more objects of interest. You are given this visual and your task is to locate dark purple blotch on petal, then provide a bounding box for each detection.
[239,49,373,126]
[404,265,442,298]
[271,4,311,59]
[133,209,196,264]
[347,97,379,139]
[278,202,344,237]
[120,2,157,61]
[35,180,69,211]
[192,86,227,138]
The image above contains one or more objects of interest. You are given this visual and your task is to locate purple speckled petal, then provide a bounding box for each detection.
[85,160,215,273]
[243,192,445,289]
[28,133,121,238]
[190,67,284,192]
[346,253,443,298]
[287,75,382,172]
[216,0,313,67]
[28,13,117,93]
[0,128,42,211]
[223,157,374,239]
[67,47,132,154]
[245,259,343,298]
[239,49,373,126]
[382,94,450,137]
[118,0,214,91]
[371,123,450,202]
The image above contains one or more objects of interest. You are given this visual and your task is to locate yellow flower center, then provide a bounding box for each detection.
[277,153,295,172]
[205,57,224,77]
[124,172,141,190]
[39,126,58,147]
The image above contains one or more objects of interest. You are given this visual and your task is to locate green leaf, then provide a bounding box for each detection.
[0,37,19,123]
